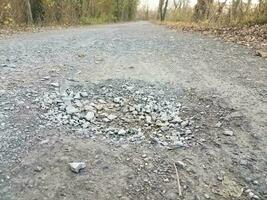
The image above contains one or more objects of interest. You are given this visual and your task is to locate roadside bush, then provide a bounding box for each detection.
[0,2,14,27]
[79,15,113,25]
[161,0,267,27]
[0,0,139,27]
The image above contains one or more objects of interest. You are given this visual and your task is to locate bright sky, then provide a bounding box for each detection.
[139,0,158,9]
[139,0,259,10]
[139,0,198,10]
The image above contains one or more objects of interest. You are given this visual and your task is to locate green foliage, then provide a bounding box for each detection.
[0,0,139,26]
[168,8,193,22]
[254,13,267,25]
[0,2,14,27]
[80,15,112,25]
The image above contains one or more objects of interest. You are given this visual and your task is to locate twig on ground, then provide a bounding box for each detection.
[173,161,182,196]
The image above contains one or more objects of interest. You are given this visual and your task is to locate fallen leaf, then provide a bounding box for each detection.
[218,176,244,198]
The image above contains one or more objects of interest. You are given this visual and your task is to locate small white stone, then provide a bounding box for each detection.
[82,122,90,128]
[75,100,83,108]
[94,104,103,111]
[118,129,126,135]
[141,154,147,158]
[74,93,81,99]
[215,122,222,128]
[66,105,79,114]
[160,112,169,122]
[129,106,135,112]
[39,139,49,145]
[171,116,183,123]
[223,130,234,136]
[34,166,43,172]
[181,120,189,128]
[98,99,106,104]
[156,120,169,127]
[126,86,134,90]
[84,105,94,111]
[50,82,59,87]
[248,191,260,199]
[175,161,186,168]
[107,114,117,121]
[113,97,122,103]
[0,89,6,96]
[85,112,95,121]
[103,118,110,122]
[80,92,88,97]
[145,115,152,124]
[185,129,192,134]
[69,162,86,173]
[164,190,178,200]
[167,141,185,150]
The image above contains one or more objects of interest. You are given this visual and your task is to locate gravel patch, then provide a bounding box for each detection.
[38,80,197,148]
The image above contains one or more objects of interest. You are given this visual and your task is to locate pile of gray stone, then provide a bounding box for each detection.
[40,81,197,148]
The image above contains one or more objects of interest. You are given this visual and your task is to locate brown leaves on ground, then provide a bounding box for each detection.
[0,26,41,39]
[161,21,267,58]
[0,25,67,39]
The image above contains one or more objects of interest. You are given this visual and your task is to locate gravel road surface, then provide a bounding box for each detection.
[0,21,266,200]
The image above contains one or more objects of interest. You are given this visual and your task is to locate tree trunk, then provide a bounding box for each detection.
[158,0,164,20]
[162,0,169,21]
[25,0,33,24]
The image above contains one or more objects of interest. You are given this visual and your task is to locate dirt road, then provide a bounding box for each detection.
[0,22,266,199]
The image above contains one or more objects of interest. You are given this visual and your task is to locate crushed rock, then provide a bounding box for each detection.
[39,81,202,148]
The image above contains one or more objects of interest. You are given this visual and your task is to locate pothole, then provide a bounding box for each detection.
[38,80,202,149]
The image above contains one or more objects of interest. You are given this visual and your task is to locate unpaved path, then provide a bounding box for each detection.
[0,21,266,200]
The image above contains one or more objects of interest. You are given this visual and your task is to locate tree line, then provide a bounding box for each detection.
[157,0,267,25]
[0,0,139,26]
